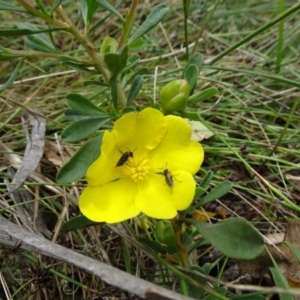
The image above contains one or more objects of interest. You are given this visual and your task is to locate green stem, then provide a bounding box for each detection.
[171,217,189,296]
[118,0,138,49]
[208,1,300,65]
[17,0,66,27]
[47,1,111,83]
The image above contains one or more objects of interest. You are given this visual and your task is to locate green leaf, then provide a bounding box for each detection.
[94,0,124,21]
[66,93,108,115]
[64,109,109,122]
[186,217,264,260]
[200,170,214,189]
[122,106,136,113]
[56,134,103,183]
[128,4,169,44]
[127,75,143,106]
[200,181,233,206]
[180,110,200,121]
[17,23,59,53]
[183,64,199,92]
[50,0,62,15]
[104,45,128,77]
[61,215,98,232]
[270,267,293,300]
[80,0,98,25]
[0,27,63,37]
[0,58,24,93]
[127,67,149,83]
[62,61,98,74]
[61,117,109,143]
[183,53,203,77]
[111,78,118,111]
[285,241,300,263]
[188,87,219,105]
[128,37,144,49]
[121,54,140,74]
[139,238,175,255]
[0,2,26,12]
[193,187,206,199]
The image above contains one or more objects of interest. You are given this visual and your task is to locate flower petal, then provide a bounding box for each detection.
[79,179,140,223]
[150,115,204,174]
[86,131,124,186]
[113,108,168,155]
[135,171,195,219]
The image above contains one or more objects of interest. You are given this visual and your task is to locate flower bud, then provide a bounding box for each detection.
[155,220,176,246]
[100,36,118,56]
[160,79,190,114]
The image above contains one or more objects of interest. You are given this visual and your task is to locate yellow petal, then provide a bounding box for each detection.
[79,179,140,223]
[135,171,195,219]
[113,108,168,155]
[86,131,124,186]
[150,115,204,174]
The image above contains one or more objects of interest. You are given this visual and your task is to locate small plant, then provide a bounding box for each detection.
[2,1,300,299]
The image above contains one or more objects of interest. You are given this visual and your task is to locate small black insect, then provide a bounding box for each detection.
[163,169,174,188]
[116,151,133,167]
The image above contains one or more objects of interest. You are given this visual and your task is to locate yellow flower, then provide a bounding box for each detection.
[79,108,204,223]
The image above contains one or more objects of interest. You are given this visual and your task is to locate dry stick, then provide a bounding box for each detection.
[0,216,194,300]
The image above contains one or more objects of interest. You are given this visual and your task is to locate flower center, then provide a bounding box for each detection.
[123,155,151,182]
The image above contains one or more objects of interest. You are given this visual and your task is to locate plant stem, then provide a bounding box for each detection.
[17,0,66,27]
[171,217,189,295]
[46,0,111,83]
[171,217,189,267]
[118,0,138,49]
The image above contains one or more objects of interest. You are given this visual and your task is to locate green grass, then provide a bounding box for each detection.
[1,0,300,299]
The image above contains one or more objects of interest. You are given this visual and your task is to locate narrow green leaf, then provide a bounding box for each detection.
[80,0,98,25]
[186,217,264,260]
[183,53,203,77]
[64,109,109,122]
[201,181,233,206]
[127,75,143,106]
[62,61,98,73]
[285,241,300,263]
[128,37,144,49]
[94,0,124,21]
[193,187,206,200]
[122,106,136,113]
[121,54,140,74]
[184,64,199,92]
[200,170,214,189]
[104,45,128,77]
[0,27,63,37]
[61,118,109,143]
[188,87,218,105]
[270,267,293,300]
[180,110,200,121]
[0,2,26,12]
[111,78,118,111]
[17,23,59,53]
[128,4,169,43]
[50,0,62,15]
[0,58,24,93]
[61,215,97,232]
[127,67,149,83]
[66,93,108,115]
[56,134,103,183]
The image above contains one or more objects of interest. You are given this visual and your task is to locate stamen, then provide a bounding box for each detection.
[123,155,150,182]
